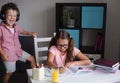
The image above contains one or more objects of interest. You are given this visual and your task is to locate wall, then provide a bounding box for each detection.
[0,0,56,37]
[104,0,120,61]
[0,0,120,62]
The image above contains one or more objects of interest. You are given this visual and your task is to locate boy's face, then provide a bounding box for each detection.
[5,9,18,27]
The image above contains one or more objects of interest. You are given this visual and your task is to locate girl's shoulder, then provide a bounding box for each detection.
[49,45,58,50]
[73,47,79,50]
[73,47,81,52]
[49,46,60,55]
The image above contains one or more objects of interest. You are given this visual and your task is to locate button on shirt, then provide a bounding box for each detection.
[0,23,23,61]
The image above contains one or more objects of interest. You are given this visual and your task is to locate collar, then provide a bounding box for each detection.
[0,22,17,28]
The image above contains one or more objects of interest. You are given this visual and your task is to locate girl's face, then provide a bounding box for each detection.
[56,39,69,53]
[5,9,18,28]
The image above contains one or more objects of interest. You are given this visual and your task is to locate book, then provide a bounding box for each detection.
[94,59,120,68]
[94,32,102,51]
[94,63,119,70]
[95,66,119,73]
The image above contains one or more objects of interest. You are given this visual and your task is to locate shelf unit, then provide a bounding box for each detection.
[56,3,107,59]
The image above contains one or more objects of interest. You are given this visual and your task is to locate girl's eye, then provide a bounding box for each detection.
[57,44,68,48]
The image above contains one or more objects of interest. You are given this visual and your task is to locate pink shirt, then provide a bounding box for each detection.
[0,23,23,61]
[49,46,80,67]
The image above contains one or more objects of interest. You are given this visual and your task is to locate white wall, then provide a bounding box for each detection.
[0,0,120,62]
[0,0,56,37]
[104,0,120,61]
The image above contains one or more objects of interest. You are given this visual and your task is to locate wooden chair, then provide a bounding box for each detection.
[34,37,52,64]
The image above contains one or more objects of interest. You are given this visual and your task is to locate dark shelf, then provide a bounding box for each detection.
[56,3,107,58]
[80,46,101,54]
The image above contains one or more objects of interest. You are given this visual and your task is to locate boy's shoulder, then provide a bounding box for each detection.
[0,23,5,29]
[0,22,4,26]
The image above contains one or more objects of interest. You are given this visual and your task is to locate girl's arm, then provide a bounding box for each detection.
[74,52,91,65]
[20,30,37,37]
[47,52,56,68]
[65,52,91,67]
[47,52,66,73]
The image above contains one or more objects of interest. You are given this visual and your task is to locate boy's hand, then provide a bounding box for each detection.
[21,30,37,37]
[31,32,37,37]
[1,54,8,61]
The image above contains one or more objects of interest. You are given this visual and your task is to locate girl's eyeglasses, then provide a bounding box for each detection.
[57,44,68,48]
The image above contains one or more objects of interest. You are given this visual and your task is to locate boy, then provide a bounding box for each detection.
[0,2,36,83]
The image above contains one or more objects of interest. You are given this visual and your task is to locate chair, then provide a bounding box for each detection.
[34,37,52,64]
[19,35,35,57]
[19,35,35,69]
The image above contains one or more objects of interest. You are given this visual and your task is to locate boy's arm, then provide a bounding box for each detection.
[20,30,37,37]
[0,29,8,61]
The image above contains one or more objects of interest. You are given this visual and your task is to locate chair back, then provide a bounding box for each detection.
[19,35,35,56]
[34,37,52,63]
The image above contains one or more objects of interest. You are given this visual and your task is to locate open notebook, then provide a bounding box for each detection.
[45,65,94,77]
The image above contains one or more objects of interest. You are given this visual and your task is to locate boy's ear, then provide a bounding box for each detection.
[16,13,20,22]
[0,11,5,21]
[0,11,19,22]
[0,12,1,19]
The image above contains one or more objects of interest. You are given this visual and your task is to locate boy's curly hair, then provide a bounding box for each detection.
[0,2,20,21]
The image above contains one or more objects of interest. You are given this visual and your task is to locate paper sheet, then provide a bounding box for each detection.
[45,66,93,77]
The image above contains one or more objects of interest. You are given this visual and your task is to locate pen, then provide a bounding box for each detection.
[78,67,83,70]
[78,67,89,70]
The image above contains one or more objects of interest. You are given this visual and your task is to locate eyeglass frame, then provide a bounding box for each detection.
[56,44,68,48]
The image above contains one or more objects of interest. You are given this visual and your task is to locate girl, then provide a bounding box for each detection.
[47,30,91,73]
[0,2,36,83]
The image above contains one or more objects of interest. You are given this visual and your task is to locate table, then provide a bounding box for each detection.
[27,67,120,83]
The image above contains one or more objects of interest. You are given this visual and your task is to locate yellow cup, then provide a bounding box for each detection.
[52,67,59,83]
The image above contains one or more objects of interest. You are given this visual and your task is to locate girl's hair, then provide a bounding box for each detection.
[49,30,75,63]
[0,2,20,22]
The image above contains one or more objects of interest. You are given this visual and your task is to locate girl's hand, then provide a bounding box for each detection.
[59,66,67,73]
[65,62,75,68]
